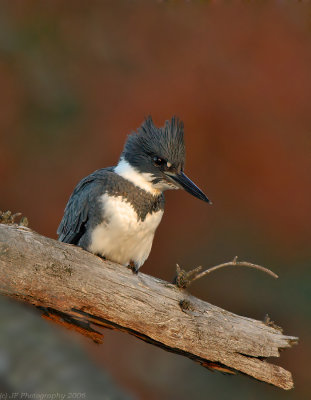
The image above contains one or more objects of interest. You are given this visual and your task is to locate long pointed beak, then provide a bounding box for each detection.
[165,171,212,204]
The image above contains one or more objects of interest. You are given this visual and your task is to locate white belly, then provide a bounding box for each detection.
[88,194,163,269]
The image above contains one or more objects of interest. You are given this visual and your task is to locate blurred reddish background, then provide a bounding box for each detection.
[0,1,310,399]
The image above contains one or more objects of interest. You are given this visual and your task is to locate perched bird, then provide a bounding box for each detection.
[57,117,210,272]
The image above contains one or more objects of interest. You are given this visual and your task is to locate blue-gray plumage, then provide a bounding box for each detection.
[57,116,210,272]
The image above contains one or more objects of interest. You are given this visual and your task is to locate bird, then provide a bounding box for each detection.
[57,116,211,273]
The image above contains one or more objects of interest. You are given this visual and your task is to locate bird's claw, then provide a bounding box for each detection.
[128,261,139,274]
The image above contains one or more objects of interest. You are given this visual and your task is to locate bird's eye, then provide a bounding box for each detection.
[153,157,166,166]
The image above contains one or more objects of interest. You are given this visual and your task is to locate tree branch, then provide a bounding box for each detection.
[0,223,298,390]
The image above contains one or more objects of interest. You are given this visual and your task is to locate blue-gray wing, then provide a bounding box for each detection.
[57,167,113,245]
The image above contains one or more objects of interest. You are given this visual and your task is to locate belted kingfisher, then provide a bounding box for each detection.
[57,116,210,272]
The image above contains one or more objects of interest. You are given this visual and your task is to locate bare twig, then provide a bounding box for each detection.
[174,256,278,289]
[193,256,278,282]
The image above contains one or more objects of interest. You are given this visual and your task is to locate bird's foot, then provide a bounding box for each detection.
[172,264,203,289]
[128,261,139,274]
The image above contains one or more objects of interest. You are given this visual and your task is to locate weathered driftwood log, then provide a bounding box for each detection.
[0,224,298,390]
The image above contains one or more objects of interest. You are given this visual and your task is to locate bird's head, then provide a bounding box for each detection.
[120,116,211,203]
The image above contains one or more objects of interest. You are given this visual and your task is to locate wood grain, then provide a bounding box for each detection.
[0,224,298,390]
